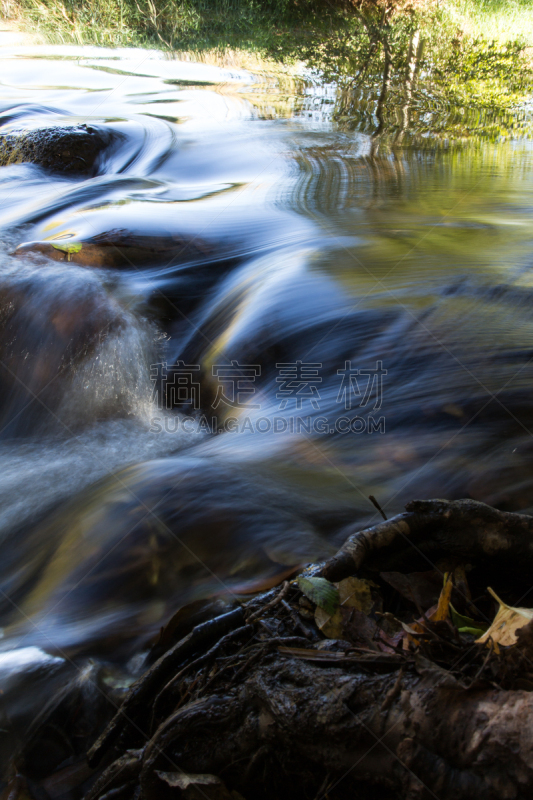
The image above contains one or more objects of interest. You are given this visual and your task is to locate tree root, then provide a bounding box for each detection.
[9,498,533,800]
[89,648,533,800]
[322,498,533,581]
[87,608,245,768]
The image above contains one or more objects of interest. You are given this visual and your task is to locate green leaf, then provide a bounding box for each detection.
[297,576,339,615]
[450,604,488,633]
[51,241,82,254]
[458,626,488,638]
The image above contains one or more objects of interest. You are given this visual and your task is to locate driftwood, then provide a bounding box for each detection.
[8,498,533,800]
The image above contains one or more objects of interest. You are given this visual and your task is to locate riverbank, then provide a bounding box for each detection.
[3,0,532,142]
[10,498,533,799]
[4,0,533,53]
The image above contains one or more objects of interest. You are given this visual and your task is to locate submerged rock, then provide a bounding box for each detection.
[0,124,112,174]
[14,229,213,267]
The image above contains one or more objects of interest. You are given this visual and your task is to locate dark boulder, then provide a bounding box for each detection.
[0,123,112,175]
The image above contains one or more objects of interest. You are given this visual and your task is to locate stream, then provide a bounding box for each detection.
[0,40,532,778]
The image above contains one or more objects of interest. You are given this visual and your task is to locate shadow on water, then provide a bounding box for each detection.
[0,13,531,780]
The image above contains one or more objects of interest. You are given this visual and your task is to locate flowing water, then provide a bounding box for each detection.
[0,40,532,774]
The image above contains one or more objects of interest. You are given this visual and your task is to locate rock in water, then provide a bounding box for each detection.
[14,229,213,268]
[0,124,112,174]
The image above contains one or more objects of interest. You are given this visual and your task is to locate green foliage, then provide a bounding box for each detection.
[11,0,533,141]
[446,38,526,83]
[297,576,340,615]
[51,241,82,253]
[450,604,489,637]
[426,32,532,113]
[445,0,533,47]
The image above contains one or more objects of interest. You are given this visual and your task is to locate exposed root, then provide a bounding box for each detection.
[322,498,533,581]
[8,498,533,800]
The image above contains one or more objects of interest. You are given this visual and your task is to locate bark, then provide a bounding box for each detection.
[91,651,533,800]
[11,498,533,800]
[322,498,533,582]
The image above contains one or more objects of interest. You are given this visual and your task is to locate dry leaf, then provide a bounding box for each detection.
[453,564,472,603]
[338,577,373,614]
[315,605,344,638]
[430,573,453,622]
[476,588,533,647]
[381,570,443,610]
[314,577,374,638]
[342,608,380,648]
[401,604,438,647]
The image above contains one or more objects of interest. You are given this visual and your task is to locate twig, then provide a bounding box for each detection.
[369,494,388,520]
[281,599,314,639]
[246,581,290,622]
[381,667,404,711]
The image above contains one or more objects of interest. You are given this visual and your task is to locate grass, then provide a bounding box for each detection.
[2,0,533,140]
[444,0,533,47]
[5,0,533,63]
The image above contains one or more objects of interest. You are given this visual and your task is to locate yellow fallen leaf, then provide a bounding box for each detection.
[476,587,533,647]
[315,605,344,638]
[428,573,453,622]
[338,577,373,615]
[314,577,374,639]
